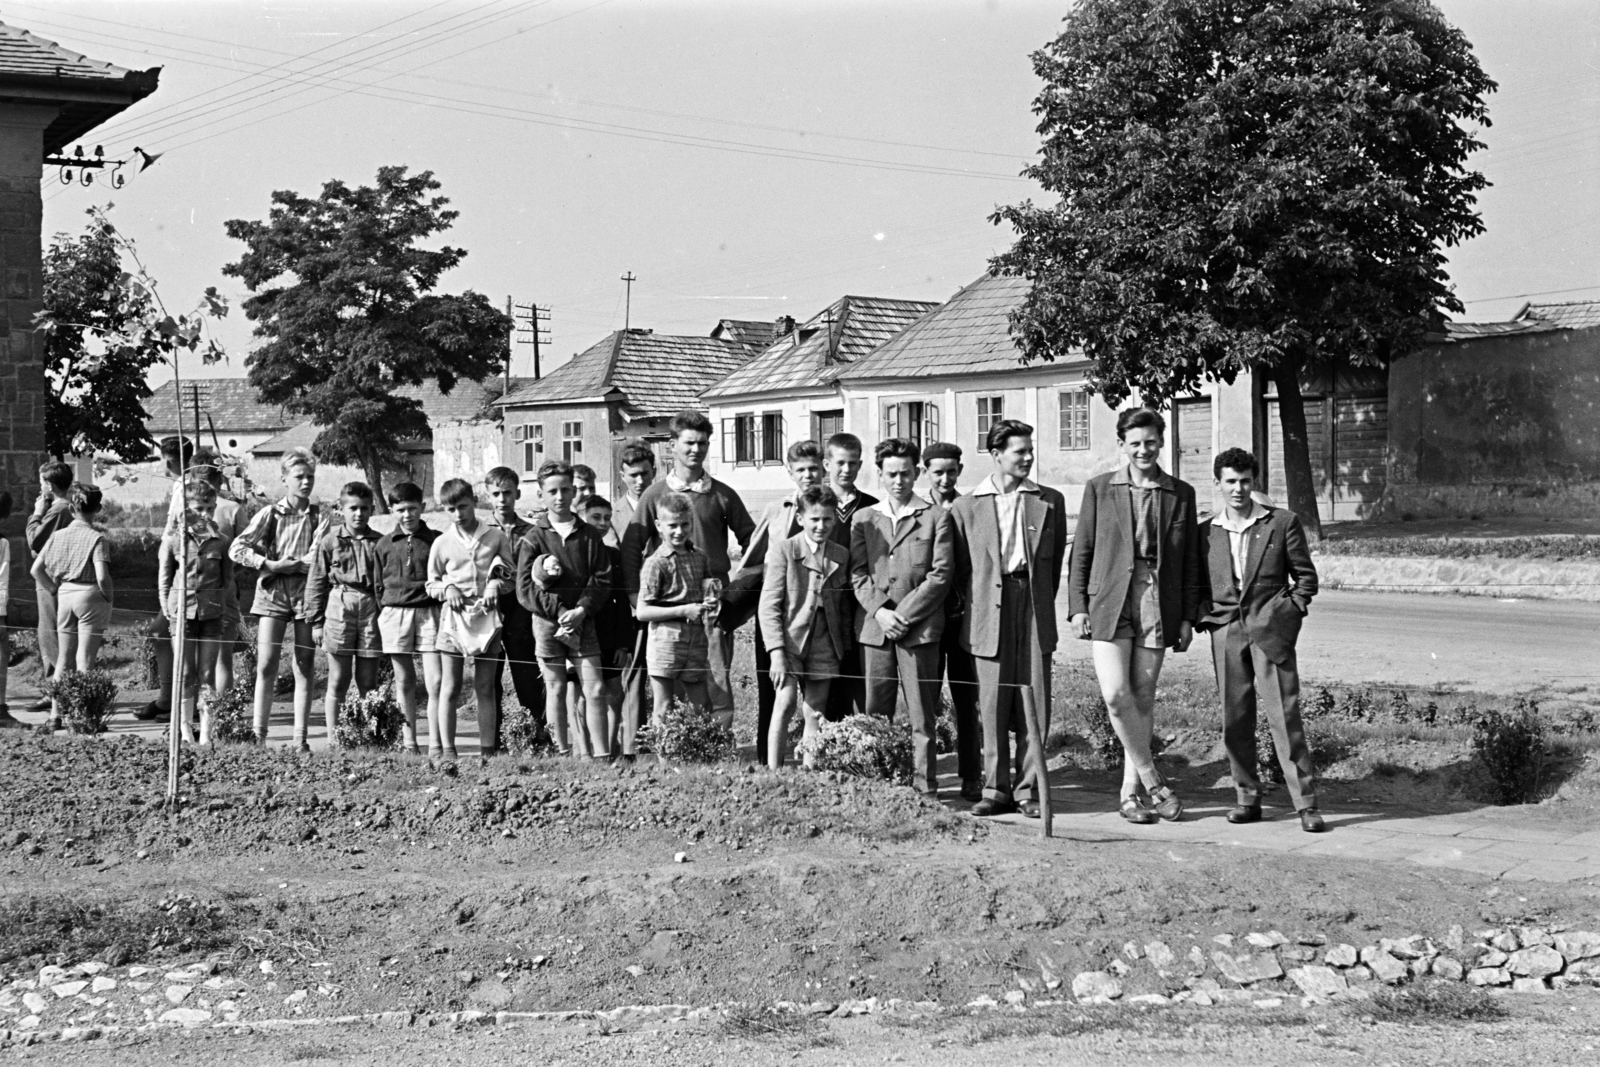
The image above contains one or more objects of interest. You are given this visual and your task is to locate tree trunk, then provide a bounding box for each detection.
[358,445,390,514]
[1273,356,1322,541]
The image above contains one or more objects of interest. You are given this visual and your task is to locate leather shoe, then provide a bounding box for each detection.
[960,779,983,802]
[1299,809,1327,833]
[972,797,1017,817]
[1019,800,1040,819]
[1226,804,1262,824]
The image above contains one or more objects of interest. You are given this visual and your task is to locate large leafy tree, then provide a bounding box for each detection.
[992,0,1494,534]
[224,166,509,509]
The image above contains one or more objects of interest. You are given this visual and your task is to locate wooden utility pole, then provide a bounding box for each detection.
[504,295,512,393]
[620,272,637,331]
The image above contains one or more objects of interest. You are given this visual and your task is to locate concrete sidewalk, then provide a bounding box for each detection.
[954,774,1600,885]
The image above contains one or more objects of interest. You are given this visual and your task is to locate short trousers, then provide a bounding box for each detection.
[647,616,708,684]
[251,573,310,621]
[56,583,111,636]
[531,613,600,661]
[176,617,225,641]
[379,604,440,655]
[435,605,503,659]
[1114,559,1166,648]
[323,587,382,658]
[793,630,841,684]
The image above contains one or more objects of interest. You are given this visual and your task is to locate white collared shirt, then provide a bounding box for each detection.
[972,474,1039,573]
[665,470,713,494]
[873,493,928,527]
[1213,502,1268,582]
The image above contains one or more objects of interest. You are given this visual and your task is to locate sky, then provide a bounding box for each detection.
[11,0,1599,385]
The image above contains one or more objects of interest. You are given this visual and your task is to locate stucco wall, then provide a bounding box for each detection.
[1386,327,1600,518]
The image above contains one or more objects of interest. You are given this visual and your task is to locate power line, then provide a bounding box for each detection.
[10,1,1029,164]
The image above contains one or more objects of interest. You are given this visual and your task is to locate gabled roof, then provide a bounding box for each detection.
[253,420,428,457]
[498,329,760,417]
[144,379,294,434]
[838,273,1042,380]
[0,22,161,154]
[710,319,782,349]
[395,377,515,424]
[1519,300,1600,332]
[702,295,940,400]
[1438,299,1600,342]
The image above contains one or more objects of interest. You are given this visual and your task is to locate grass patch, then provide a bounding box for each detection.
[1316,535,1600,562]
[282,1042,343,1062]
[1368,980,1506,1022]
[0,892,238,968]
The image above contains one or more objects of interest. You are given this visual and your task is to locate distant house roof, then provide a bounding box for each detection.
[1439,299,1600,342]
[0,22,161,154]
[145,379,293,434]
[838,273,1044,381]
[710,319,783,350]
[702,295,940,400]
[252,420,427,458]
[395,377,514,424]
[498,329,761,418]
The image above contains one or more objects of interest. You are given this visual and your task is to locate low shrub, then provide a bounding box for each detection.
[796,714,913,786]
[1079,701,1124,768]
[934,694,958,755]
[334,680,404,750]
[501,698,555,756]
[645,698,736,763]
[1472,698,1546,804]
[202,685,256,744]
[1369,979,1505,1021]
[41,669,119,734]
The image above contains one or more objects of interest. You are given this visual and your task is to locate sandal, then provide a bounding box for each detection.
[1119,796,1157,824]
[1148,783,1185,822]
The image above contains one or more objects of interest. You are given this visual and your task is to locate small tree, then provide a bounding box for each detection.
[223,166,509,508]
[36,207,228,460]
[992,0,1495,535]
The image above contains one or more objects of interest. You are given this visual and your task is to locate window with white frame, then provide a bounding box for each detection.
[976,395,1004,451]
[515,423,545,473]
[1059,389,1090,450]
[561,421,583,463]
[882,400,940,451]
[761,411,784,464]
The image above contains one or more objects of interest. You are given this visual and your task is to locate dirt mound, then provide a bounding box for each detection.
[0,733,970,873]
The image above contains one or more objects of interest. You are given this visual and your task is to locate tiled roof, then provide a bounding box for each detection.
[145,379,294,434]
[711,319,782,349]
[702,295,940,399]
[499,330,759,417]
[395,377,515,424]
[1520,300,1600,331]
[839,273,1042,380]
[0,22,161,154]
[253,420,427,457]
[1439,320,1559,340]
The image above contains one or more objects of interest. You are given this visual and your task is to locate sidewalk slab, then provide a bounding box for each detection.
[1500,859,1600,883]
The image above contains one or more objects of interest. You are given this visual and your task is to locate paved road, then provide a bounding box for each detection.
[1057,588,1600,699]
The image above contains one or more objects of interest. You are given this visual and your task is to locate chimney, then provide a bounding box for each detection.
[775,315,795,338]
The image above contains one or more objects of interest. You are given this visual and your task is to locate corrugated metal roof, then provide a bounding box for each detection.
[1520,300,1600,331]
[838,273,1041,380]
[499,330,759,416]
[702,295,939,399]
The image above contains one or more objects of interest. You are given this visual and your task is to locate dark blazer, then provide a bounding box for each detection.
[849,498,954,647]
[948,479,1069,659]
[1067,468,1204,643]
[758,534,853,662]
[1197,505,1318,664]
[516,513,614,620]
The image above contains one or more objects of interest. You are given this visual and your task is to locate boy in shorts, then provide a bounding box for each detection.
[31,483,115,731]
[517,460,614,758]
[759,484,851,768]
[373,481,441,754]
[634,492,718,718]
[305,482,383,748]
[159,475,234,744]
[231,447,327,747]
[482,466,545,747]
[579,495,635,758]
[427,478,516,761]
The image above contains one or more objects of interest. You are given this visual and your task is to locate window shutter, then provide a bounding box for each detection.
[925,403,940,445]
[721,418,735,463]
[883,402,899,439]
